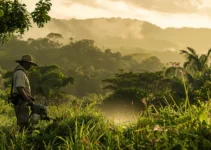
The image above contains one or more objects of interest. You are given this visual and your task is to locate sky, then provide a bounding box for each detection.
[22,0,211,29]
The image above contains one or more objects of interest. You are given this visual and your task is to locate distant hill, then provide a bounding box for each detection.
[23,17,211,63]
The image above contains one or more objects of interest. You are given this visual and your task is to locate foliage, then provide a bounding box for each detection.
[164,48,211,104]
[0,66,6,89]
[0,0,52,44]
[1,91,211,149]
[102,71,175,108]
[0,37,164,97]
[192,67,211,101]
[180,47,211,74]
[29,65,74,101]
[136,56,164,72]
[3,64,74,103]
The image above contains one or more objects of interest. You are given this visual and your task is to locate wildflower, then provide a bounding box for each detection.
[153,125,162,131]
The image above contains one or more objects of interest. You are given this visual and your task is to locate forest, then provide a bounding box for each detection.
[0,34,165,100]
[1,34,211,149]
[1,0,211,149]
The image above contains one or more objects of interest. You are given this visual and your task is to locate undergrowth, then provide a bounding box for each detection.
[1,95,211,149]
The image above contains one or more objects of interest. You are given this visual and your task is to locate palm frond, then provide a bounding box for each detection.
[180,50,198,62]
[204,48,211,64]
[180,48,201,73]
[187,47,197,56]
[207,48,211,57]
[184,72,195,88]
[183,61,190,69]
[179,50,189,55]
[180,50,192,62]
[191,59,202,72]
[199,54,206,65]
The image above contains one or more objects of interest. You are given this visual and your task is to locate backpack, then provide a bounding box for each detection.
[7,66,26,105]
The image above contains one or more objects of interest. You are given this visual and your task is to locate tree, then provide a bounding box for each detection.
[164,48,211,103]
[165,48,211,86]
[0,37,146,97]
[3,65,74,103]
[138,56,164,72]
[28,33,63,49]
[180,47,211,75]
[46,33,63,47]
[102,71,171,106]
[0,0,52,44]
[28,65,74,101]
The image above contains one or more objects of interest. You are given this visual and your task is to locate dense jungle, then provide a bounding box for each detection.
[1,0,211,149]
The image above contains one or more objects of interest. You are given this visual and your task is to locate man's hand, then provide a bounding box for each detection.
[29,96,35,101]
[24,97,34,106]
[29,100,34,106]
[27,99,34,107]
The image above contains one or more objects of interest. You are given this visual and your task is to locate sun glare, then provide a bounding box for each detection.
[21,0,211,28]
[116,1,128,11]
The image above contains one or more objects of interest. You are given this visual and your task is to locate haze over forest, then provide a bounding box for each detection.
[21,17,211,64]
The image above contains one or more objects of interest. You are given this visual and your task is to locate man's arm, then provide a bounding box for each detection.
[17,87,34,106]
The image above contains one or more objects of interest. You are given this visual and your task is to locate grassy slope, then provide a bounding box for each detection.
[1,95,211,150]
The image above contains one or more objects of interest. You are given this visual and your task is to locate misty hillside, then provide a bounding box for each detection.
[22,17,211,63]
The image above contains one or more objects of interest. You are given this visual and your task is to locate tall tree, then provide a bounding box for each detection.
[0,0,52,44]
[28,65,74,101]
[165,48,211,83]
[180,47,211,75]
[164,48,211,103]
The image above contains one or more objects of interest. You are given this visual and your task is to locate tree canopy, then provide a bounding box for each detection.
[0,36,165,97]
[3,64,74,103]
[0,0,52,44]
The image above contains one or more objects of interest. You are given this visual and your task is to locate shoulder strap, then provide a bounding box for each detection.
[10,66,26,95]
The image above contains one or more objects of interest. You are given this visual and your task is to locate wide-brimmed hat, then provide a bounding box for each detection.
[15,55,38,66]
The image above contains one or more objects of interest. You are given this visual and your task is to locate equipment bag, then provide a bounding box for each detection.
[8,67,25,105]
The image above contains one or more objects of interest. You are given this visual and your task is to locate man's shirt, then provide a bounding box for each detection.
[13,65,31,96]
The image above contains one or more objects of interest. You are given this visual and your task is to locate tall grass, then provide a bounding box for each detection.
[1,92,211,149]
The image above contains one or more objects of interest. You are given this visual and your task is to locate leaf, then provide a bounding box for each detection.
[199,108,209,125]
[33,130,40,135]
[0,9,4,18]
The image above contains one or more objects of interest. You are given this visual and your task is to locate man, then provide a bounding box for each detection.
[12,54,37,132]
